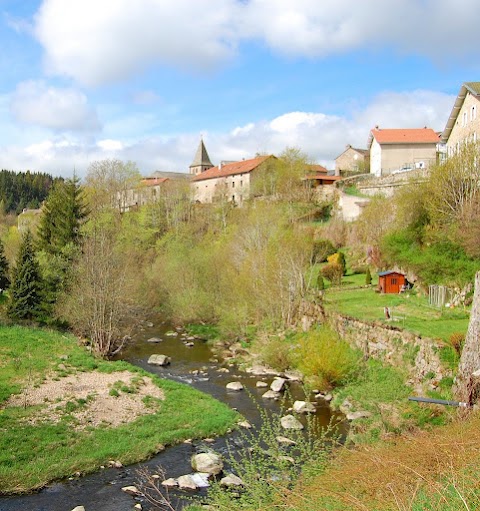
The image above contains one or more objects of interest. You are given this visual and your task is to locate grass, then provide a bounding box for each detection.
[0,325,238,494]
[323,272,469,341]
[284,411,480,511]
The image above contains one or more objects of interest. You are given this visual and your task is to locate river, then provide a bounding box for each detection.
[1,320,345,511]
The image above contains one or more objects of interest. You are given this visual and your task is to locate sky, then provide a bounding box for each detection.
[0,0,479,178]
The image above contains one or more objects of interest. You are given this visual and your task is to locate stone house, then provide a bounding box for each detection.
[441,82,480,156]
[191,154,275,204]
[335,145,369,176]
[367,127,440,177]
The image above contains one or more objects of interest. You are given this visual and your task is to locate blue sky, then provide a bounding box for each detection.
[0,0,479,177]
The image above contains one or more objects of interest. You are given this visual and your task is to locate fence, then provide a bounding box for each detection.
[429,285,453,308]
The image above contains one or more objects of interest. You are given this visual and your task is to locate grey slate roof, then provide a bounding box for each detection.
[441,82,480,143]
[190,139,213,168]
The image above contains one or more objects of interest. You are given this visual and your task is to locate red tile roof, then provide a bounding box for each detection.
[141,177,169,187]
[308,164,328,173]
[370,128,440,145]
[304,174,340,182]
[192,155,273,182]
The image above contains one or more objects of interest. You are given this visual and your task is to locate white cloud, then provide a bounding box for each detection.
[10,80,100,132]
[32,0,480,86]
[34,0,239,87]
[0,89,454,176]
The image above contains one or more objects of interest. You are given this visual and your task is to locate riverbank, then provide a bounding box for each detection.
[0,325,238,494]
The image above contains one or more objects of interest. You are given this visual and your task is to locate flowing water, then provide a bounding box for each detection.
[1,320,346,511]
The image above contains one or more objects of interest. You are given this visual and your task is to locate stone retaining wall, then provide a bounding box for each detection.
[328,312,448,388]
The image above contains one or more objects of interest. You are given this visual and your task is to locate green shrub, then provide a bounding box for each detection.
[293,327,361,388]
[365,267,372,285]
[448,332,465,356]
[317,274,325,290]
[311,239,336,263]
[321,263,343,285]
[327,252,347,275]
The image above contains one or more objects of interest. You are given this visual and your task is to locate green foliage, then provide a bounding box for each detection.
[0,237,10,291]
[311,239,336,263]
[0,169,59,214]
[327,252,346,275]
[7,231,43,321]
[317,274,325,290]
[365,267,372,285]
[293,327,361,388]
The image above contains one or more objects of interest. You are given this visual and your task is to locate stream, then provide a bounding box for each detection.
[1,320,346,511]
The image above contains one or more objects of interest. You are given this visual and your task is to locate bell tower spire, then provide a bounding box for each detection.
[189,138,213,175]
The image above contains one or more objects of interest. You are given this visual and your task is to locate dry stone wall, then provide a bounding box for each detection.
[328,312,448,388]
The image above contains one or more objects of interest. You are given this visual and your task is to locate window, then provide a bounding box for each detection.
[472,105,477,121]
[232,181,235,188]
[240,180,243,187]
[391,278,397,285]
[463,111,468,127]
[231,195,235,202]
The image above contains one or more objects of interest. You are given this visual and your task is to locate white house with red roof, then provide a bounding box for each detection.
[367,127,440,177]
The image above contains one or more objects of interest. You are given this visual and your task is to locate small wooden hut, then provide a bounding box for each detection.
[378,271,406,294]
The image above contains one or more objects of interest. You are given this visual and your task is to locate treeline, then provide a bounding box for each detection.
[0,170,61,214]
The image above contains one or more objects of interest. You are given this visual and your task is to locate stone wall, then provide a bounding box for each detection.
[328,312,448,389]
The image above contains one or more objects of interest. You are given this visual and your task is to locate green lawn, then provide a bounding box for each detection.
[323,273,469,341]
[0,326,238,494]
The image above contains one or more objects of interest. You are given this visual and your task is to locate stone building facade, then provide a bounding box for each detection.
[335,145,369,176]
[442,82,480,155]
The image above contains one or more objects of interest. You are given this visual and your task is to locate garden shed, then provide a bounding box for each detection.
[378,271,406,294]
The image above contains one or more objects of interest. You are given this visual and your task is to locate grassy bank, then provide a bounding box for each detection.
[0,326,238,494]
[322,272,469,341]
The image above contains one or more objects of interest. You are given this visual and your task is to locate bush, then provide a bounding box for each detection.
[327,252,346,275]
[311,239,336,263]
[321,263,343,285]
[255,333,293,372]
[365,267,372,285]
[293,327,361,388]
[317,274,325,291]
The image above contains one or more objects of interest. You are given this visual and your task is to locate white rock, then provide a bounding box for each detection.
[161,478,178,488]
[191,452,223,475]
[220,473,244,487]
[284,369,304,382]
[147,354,171,366]
[146,337,162,343]
[71,507,85,511]
[346,411,372,421]
[226,381,244,391]
[280,415,304,430]
[190,472,210,488]
[134,505,142,511]
[245,364,280,376]
[238,420,252,429]
[256,381,268,388]
[121,485,142,496]
[323,393,333,402]
[270,378,287,393]
[292,401,317,414]
[177,474,198,491]
[262,390,281,400]
[276,435,297,446]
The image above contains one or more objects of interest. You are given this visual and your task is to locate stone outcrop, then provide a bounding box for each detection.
[147,354,171,366]
[270,377,287,392]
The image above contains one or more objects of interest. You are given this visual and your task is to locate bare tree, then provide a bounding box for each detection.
[454,271,480,406]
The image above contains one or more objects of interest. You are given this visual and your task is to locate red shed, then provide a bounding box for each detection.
[378,271,406,294]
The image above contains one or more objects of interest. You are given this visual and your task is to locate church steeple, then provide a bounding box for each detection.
[189,138,213,175]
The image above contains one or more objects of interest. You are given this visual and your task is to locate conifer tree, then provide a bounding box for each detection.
[365,267,372,286]
[0,238,10,292]
[7,231,42,320]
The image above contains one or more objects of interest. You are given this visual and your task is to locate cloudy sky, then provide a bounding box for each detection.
[0,0,478,177]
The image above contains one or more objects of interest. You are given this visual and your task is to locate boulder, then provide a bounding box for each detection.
[284,369,304,382]
[191,452,223,475]
[71,507,85,511]
[147,354,171,366]
[280,415,304,430]
[346,411,372,421]
[121,485,142,496]
[177,474,198,491]
[256,381,268,388]
[238,420,252,429]
[134,505,142,511]
[220,473,244,488]
[226,381,244,391]
[323,393,333,402]
[161,478,178,488]
[190,472,210,488]
[245,364,279,376]
[146,337,162,343]
[270,378,287,393]
[262,390,281,400]
[292,400,316,414]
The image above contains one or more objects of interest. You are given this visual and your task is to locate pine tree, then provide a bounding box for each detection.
[0,238,10,292]
[317,274,325,291]
[365,267,372,286]
[37,175,87,254]
[8,231,42,320]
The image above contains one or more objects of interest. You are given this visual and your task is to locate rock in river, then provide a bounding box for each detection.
[292,400,316,414]
[146,337,162,343]
[177,474,198,491]
[226,381,244,391]
[270,377,287,393]
[191,452,223,475]
[262,390,281,400]
[280,415,304,430]
[220,473,244,488]
[147,354,171,366]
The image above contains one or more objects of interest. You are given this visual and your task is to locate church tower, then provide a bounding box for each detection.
[189,138,214,176]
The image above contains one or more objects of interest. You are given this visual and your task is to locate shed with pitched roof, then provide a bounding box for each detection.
[378,271,406,294]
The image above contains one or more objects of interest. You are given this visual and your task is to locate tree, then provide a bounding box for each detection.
[454,271,480,406]
[7,231,42,320]
[37,175,87,254]
[0,238,10,292]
